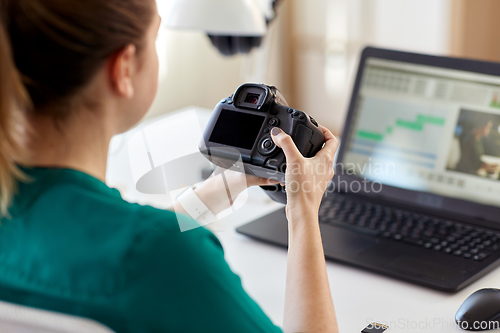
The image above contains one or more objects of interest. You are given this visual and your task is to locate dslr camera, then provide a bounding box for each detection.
[199,83,325,203]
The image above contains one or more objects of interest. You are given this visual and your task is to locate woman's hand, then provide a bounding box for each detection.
[270,126,339,217]
[193,168,279,215]
[271,125,340,333]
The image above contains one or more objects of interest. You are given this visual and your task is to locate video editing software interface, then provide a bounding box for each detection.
[343,58,500,208]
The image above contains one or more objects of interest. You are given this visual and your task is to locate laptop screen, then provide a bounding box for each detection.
[342,57,500,208]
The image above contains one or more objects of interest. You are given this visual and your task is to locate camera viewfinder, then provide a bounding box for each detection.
[245,93,260,105]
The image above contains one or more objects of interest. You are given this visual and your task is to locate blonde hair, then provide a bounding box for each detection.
[0,20,29,217]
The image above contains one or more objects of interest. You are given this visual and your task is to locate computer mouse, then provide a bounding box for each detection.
[456,288,500,331]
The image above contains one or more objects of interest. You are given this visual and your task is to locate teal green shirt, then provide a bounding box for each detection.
[0,168,282,333]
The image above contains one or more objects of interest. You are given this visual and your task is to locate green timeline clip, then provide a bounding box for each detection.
[357,113,446,142]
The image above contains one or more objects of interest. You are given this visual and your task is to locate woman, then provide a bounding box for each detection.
[0,0,339,332]
[456,118,496,176]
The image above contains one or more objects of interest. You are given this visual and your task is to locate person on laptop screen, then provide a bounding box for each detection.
[455,113,499,177]
[0,1,339,332]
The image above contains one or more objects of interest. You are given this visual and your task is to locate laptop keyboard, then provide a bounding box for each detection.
[319,195,500,262]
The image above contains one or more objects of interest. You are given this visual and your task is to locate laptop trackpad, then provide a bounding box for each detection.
[386,256,459,281]
[320,226,378,257]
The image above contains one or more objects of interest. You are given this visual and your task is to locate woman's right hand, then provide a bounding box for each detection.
[272,125,340,333]
[270,126,339,216]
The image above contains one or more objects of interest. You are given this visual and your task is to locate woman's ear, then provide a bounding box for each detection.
[110,44,136,99]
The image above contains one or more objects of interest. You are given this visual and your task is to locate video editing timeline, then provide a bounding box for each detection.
[343,58,500,207]
[346,94,453,193]
[352,97,446,170]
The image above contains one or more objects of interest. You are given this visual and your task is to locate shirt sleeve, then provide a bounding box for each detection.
[121,211,283,333]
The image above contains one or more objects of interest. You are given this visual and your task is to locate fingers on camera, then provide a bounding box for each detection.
[317,127,338,162]
[271,127,301,161]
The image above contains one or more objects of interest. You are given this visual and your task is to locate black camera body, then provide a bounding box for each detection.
[199,83,325,203]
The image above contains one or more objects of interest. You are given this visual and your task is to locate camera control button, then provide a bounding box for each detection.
[287,108,294,113]
[309,116,318,126]
[258,137,278,155]
[268,118,279,127]
[299,115,305,119]
[263,128,270,133]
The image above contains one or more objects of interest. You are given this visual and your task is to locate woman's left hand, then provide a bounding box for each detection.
[193,169,279,215]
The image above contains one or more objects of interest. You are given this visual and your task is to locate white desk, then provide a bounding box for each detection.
[106,107,500,333]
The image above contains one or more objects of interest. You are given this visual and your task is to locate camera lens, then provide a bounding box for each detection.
[244,93,260,105]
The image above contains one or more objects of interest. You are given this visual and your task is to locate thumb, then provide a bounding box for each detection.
[271,127,302,162]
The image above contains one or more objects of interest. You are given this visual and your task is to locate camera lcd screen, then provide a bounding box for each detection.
[210,109,265,150]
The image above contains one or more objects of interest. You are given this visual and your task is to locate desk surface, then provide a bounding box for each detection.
[107,108,500,333]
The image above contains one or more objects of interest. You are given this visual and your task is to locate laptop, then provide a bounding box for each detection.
[236,47,500,292]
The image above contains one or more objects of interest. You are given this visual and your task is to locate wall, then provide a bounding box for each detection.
[145,0,453,136]
[450,0,500,62]
[286,0,452,135]
[372,0,450,54]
